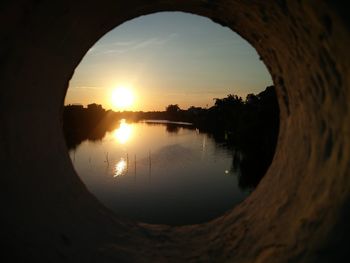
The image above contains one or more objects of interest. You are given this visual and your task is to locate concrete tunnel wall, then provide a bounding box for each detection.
[0,0,349,262]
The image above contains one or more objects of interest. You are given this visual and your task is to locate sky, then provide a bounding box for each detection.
[65,12,272,111]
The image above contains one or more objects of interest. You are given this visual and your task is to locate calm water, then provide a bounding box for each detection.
[69,120,248,225]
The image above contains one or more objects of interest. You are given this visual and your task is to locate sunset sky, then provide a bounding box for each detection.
[65,12,272,111]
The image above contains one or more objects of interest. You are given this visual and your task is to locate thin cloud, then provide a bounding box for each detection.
[96,33,178,54]
[111,40,138,46]
[134,33,178,49]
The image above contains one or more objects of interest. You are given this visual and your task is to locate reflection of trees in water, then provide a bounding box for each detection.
[64,119,274,191]
[205,131,273,191]
[64,125,113,150]
[64,86,278,190]
[142,121,195,134]
[230,149,270,190]
[205,86,279,190]
[143,122,181,134]
[63,104,119,150]
[166,123,180,133]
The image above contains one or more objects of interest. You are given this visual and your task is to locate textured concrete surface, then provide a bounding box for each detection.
[0,0,349,262]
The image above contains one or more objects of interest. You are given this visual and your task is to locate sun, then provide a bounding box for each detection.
[111,86,134,110]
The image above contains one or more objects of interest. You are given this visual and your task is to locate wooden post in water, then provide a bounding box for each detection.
[126,153,129,175]
[105,152,109,166]
[134,154,136,181]
[148,150,152,182]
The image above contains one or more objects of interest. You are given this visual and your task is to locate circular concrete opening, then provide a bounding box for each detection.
[64,11,276,226]
[1,1,349,262]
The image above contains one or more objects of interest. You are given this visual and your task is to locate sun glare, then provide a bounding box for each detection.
[113,119,132,144]
[114,158,127,177]
[111,86,134,110]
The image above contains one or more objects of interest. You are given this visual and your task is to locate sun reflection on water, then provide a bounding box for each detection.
[114,158,127,177]
[113,119,132,144]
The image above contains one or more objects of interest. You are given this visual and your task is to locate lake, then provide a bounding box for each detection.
[69,119,249,225]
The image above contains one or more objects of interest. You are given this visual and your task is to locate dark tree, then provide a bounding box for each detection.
[166,104,181,114]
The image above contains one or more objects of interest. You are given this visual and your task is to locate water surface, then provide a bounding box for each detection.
[69,120,248,225]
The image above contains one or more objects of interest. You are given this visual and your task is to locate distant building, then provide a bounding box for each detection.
[65,104,84,110]
[87,103,103,110]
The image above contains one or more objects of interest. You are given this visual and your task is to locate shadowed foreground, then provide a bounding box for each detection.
[1,0,350,262]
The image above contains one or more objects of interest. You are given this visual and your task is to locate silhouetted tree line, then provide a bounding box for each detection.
[63,86,279,190]
[162,86,279,189]
[63,104,186,149]
[63,103,116,149]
